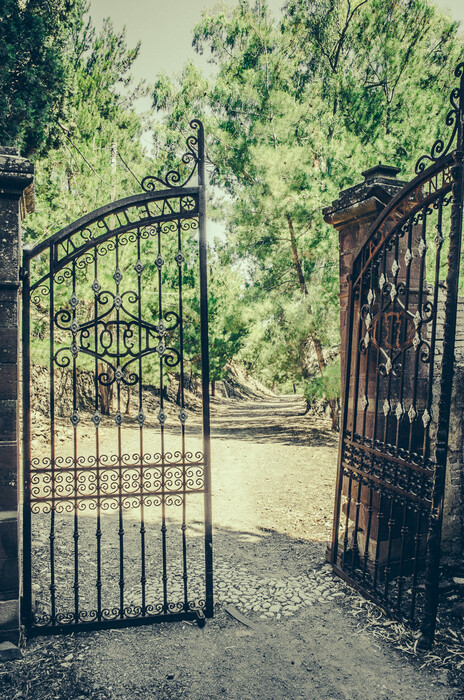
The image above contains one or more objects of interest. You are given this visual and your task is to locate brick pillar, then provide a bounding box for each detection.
[323,163,406,394]
[324,163,464,566]
[323,165,406,564]
[0,148,34,644]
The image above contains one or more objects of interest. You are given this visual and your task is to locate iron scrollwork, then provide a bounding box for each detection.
[415,62,464,174]
[332,62,464,644]
[141,120,203,192]
[53,285,182,384]
[23,117,213,633]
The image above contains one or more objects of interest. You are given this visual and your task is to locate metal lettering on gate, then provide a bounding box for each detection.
[22,120,213,634]
[330,63,464,648]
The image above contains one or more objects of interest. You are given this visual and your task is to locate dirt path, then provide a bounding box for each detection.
[210,395,338,542]
[2,396,462,699]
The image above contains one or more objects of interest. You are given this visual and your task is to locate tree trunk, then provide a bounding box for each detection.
[309,332,326,374]
[211,380,215,397]
[329,397,340,432]
[98,362,114,415]
[286,214,326,375]
[286,213,308,295]
[286,214,339,428]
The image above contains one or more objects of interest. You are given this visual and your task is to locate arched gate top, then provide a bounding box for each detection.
[24,120,205,293]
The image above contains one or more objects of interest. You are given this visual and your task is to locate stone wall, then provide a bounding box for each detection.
[0,147,34,645]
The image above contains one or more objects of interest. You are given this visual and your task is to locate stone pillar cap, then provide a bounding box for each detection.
[323,161,406,226]
[0,147,34,214]
[0,147,20,157]
[361,162,401,182]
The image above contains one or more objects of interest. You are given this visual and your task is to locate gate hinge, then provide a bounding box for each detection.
[19,265,30,282]
[196,609,206,628]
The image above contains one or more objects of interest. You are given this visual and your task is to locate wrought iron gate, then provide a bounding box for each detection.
[22,120,213,634]
[331,64,464,647]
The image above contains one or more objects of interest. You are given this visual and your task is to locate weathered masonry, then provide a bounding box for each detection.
[0,147,34,644]
[324,61,464,648]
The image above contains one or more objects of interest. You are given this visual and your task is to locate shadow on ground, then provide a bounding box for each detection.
[1,523,460,700]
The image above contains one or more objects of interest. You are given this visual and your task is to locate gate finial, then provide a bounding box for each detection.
[415,61,464,173]
[141,119,203,192]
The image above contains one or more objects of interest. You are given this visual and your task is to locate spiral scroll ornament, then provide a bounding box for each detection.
[415,62,464,174]
[141,120,203,192]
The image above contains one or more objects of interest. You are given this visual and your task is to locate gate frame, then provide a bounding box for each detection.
[21,120,213,635]
[329,62,464,648]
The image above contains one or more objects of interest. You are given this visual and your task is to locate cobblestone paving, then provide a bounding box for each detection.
[137,561,346,620]
[214,561,345,619]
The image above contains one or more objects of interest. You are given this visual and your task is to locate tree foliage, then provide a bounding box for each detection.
[0,0,80,156]
[5,0,464,416]
[23,2,148,245]
[17,4,245,393]
[150,0,463,415]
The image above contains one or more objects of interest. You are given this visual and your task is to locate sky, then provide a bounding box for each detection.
[89,0,287,83]
[89,0,464,86]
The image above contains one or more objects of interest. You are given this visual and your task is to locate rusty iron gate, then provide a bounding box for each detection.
[22,120,213,634]
[330,63,464,647]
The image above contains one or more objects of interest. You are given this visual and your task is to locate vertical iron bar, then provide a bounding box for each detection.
[341,272,364,569]
[395,218,414,613]
[409,504,424,621]
[197,121,213,617]
[396,217,414,443]
[158,225,168,613]
[21,254,32,628]
[423,196,444,458]
[177,219,189,612]
[350,274,364,441]
[407,209,428,616]
[330,274,355,566]
[363,250,387,582]
[372,243,388,450]
[361,487,373,581]
[391,217,414,612]
[383,233,402,601]
[94,252,102,621]
[341,477,353,568]
[407,208,427,456]
[352,263,376,575]
[115,234,125,618]
[49,247,56,624]
[72,260,79,622]
[137,230,146,615]
[373,232,390,593]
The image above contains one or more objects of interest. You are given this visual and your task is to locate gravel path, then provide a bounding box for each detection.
[2,395,462,699]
